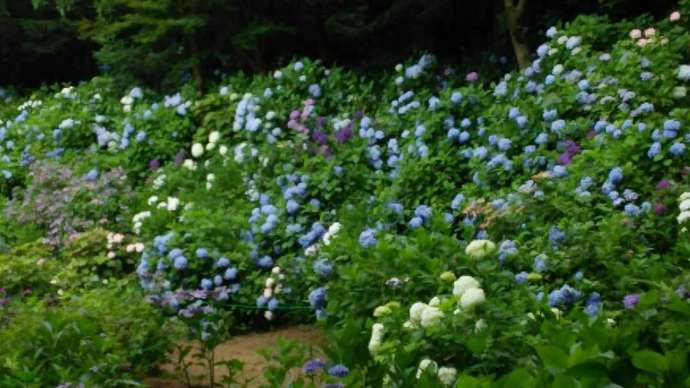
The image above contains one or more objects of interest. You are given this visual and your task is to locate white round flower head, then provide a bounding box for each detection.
[465,239,496,259]
[409,302,429,323]
[629,29,642,40]
[680,192,690,201]
[271,266,281,275]
[416,359,438,379]
[305,244,319,256]
[395,64,403,72]
[208,131,221,144]
[263,288,273,298]
[273,70,283,79]
[219,145,228,156]
[205,142,215,151]
[368,323,385,354]
[373,305,392,318]
[678,65,690,81]
[420,306,444,328]
[677,210,690,224]
[437,367,458,386]
[680,199,690,212]
[552,64,564,75]
[167,197,180,211]
[670,11,681,22]
[644,28,656,38]
[120,95,133,106]
[673,86,687,99]
[264,310,274,320]
[191,143,204,158]
[557,35,568,45]
[474,318,487,333]
[182,159,196,170]
[453,275,480,297]
[265,277,275,288]
[147,196,158,206]
[460,287,486,309]
[429,296,441,307]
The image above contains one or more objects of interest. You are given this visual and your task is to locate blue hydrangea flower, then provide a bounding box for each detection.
[670,142,686,156]
[216,257,230,268]
[328,364,350,377]
[257,256,273,268]
[584,292,601,316]
[224,267,238,280]
[313,259,333,277]
[308,287,327,309]
[515,271,529,284]
[534,254,548,272]
[196,248,209,259]
[648,142,661,158]
[359,228,377,248]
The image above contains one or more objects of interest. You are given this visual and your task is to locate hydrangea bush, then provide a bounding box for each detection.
[2,4,690,386]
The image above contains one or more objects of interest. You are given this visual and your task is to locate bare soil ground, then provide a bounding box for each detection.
[145,325,325,388]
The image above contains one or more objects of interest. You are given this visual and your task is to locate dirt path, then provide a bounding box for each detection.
[146,325,325,387]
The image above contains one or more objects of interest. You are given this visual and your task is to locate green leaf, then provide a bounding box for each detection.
[631,350,667,373]
[456,375,482,388]
[552,374,579,388]
[495,369,535,388]
[537,345,569,372]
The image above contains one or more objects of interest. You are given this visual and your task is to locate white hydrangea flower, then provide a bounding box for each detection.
[460,288,486,309]
[420,306,444,328]
[147,196,158,206]
[208,131,220,144]
[437,367,457,386]
[465,239,496,259]
[219,145,228,156]
[305,244,319,256]
[673,86,687,99]
[182,159,196,171]
[680,199,690,211]
[475,319,487,333]
[416,359,438,379]
[166,197,180,211]
[368,323,385,354]
[191,143,204,158]
[453,275,480,297]
[409,302,428,323]
[678,65,690,81]
[373,305,392,318]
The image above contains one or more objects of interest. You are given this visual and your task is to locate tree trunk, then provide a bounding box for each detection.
[189,36,204,90]
[504,0,529,69]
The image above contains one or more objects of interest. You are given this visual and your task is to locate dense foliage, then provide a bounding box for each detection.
[0,0,679,88]
[2,3,690,387]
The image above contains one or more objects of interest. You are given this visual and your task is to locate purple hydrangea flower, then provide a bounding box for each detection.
[623,293,640,309]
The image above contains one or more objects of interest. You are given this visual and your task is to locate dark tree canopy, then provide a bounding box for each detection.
[0,0,679,88]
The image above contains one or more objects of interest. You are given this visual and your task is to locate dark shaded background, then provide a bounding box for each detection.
[0,0,678,89]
